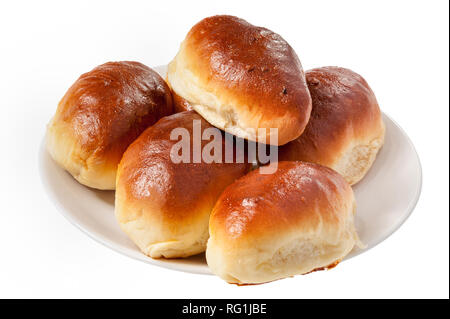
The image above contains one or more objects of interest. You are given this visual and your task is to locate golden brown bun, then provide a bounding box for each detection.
[206,161,361,284]
[115,111,251,258]
[168,15,312,145]
[279,67,385,185]
[46,61,173,190]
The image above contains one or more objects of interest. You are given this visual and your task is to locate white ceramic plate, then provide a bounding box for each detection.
[39,65,422,275]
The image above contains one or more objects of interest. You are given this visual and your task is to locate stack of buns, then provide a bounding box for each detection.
[46,15,384,284]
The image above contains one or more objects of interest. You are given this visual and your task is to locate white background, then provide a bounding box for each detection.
[0,0,448,299]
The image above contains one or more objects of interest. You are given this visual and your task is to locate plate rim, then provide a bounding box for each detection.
[39,111,422,275]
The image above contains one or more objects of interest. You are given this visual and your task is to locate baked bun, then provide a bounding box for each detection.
[115,111,251,258]
[279,67,385,185]
[206,161,361,284]
[167,15,312,146]
[46,61,173,190]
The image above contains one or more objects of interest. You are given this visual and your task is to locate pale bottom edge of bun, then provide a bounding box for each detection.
[118,221,210,259]
[206,235,358,285]
[46,121,116,190]
[334,131,385,186]
[192,103,258,142]
[114,199,210,259]
[141,237,208,259]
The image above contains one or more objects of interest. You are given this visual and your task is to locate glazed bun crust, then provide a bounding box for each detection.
[115,111,250,258]
[46,61,173,190]
[207,161,360,284]
[279,67,385,185]
[168,15,312,145]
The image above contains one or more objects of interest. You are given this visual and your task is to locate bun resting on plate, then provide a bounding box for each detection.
[115,111,251,258]
[168,15,312,146]
[279,67,385,185]
[46,61,173,190]
[206,161,361,284]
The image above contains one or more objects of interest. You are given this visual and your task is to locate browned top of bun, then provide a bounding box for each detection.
[117,111,251,222]
[210,161,353,243]
[279,66,383,166]
[55,61,173,165]
[180,15,311,144]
